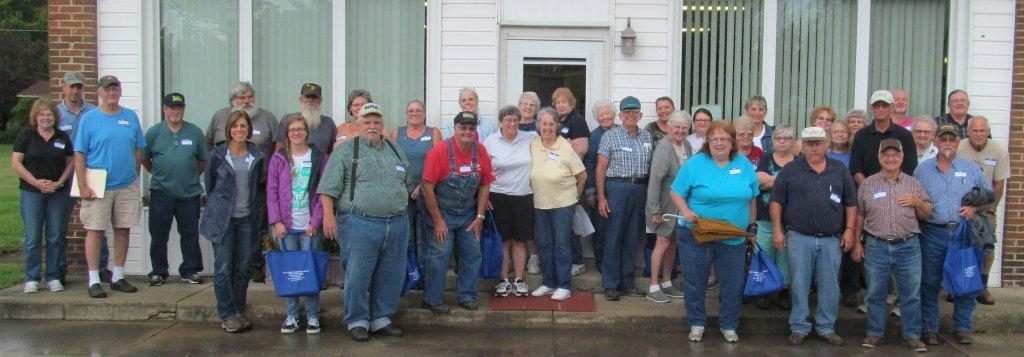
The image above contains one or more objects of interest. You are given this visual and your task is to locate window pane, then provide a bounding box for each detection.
[161,0,238,132]
[523,63,587,118]
[681,0,764,120]
[775,0,856,130]
[253,0,333,120]
[869,0,949,117]
[346,0,425,129]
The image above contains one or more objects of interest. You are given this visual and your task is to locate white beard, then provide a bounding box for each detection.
[302,105,322,128]
[232,103,258,118]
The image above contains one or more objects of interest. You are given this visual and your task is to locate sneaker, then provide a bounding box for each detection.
[148,275,164,286]
[721,329,739,343]
[532,285,556,296]
[953,331,972,345]
[551,288,571,301]
[110,279,138,293]
[571,264,586,276]
[23,281,39,294]
[181,273,203,284]
[494,279,512,297]
[977,289,995,305]
[890,307,901,317]
[47,280,64,292]
[861,335,883,348]
[604,289,620,301]
[688,326,705,342]
[236,314,253,331]
[620,287,645,297]
[904,338,928,352]
[280,316,299,334]
[856,303,867,314]
[222,317,244,333]
[306,318,321,334]
[512,279,529,297]
[706,276,718,290]
[527,255,541,275]
[886,294,898,305]
[820,333,846,346]
[788,332,807,346]
[88,283,107,298]
[646,289,670,303]
[661,285,684,299]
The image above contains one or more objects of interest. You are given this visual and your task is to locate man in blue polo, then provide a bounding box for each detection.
[142,93,208,286]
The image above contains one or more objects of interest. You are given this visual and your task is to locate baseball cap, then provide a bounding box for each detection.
[97,75,121,88]
[300,83,322,97]
[936,123,959,138]
[870,90,894,105]
[878,138,902,154]
[162,92,186,107]
[453,111,478,125]
[63,71,85,86]
[358,103,383,117]
[800,126,828,141]
[619,96,641,111]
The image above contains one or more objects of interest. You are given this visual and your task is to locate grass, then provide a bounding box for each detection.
[0,263,23,290]
[0,145,24,253]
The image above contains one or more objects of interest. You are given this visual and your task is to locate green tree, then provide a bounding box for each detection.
[0,0,47,131]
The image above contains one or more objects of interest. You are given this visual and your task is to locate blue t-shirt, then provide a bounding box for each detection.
[671,152,759,245]
[74,107,146,190]
[826,151,851,168]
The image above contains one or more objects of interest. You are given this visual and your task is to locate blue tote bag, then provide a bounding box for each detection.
[942,220,985,298]
[401,245,423,296]
[266,245,329,298]
[479,211,504,279]
[743,243,784,297]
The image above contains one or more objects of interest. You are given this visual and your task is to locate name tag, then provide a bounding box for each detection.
[459,165,471,173]
[954,171,967,177]
[830,193,841,203]
[253,130,262,135]
[181,139,193,146]
[728,168,741,175]
[643,143,652,149]
[984,158,997,166]
[117,120,129,126]
[547,151,560,161]
[560,127,569,134]
[59,125,72,131]
[54,142,66,149]
[873,191,887,199]
[420,136,432,141]
[621,146,633,152]
[396,164,406,172]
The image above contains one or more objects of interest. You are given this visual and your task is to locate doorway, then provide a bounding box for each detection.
[506,39,605,130]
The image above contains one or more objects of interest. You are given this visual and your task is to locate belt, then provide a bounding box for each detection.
[344,210,406,220]
[868,233,915,244]
[608,176,648,184]
[786,226,838,238]
[925,221,959,229]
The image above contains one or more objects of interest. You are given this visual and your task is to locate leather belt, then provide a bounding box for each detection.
[608,177,648,184]
[868,233,915,244]
[926,221,959,229]
[786,226,838,238]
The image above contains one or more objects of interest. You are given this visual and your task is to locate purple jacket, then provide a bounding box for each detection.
[267,147,326,230]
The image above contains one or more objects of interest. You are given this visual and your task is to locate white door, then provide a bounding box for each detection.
[505,39,606,130]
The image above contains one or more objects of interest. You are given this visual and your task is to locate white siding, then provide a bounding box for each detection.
[500,0,610,25]
[613,1,673,125]
[435,0,499,127]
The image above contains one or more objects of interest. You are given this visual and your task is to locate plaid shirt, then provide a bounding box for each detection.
[597,126,653,178]
[913,156,991,225]
[857,172,930,239]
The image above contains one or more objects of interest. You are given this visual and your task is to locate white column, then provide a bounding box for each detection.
[333,0,346,120]
[853,0,871,108]
[238,0,253,81]
[761,0,777,124]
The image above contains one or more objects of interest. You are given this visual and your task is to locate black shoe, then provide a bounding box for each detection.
[820,333,846,346]
[99,269,113,284]
[458,300,479,311]
[88,283,107,298]
[373,324,404,337]
[110,279,138,293]
[420,301,451,315]
[788,333,807,346]
[620,287,645,297]
[251,267,265,283]
[604,289,620,301]
[148,275,164,286]
[954,331,973,345]
[349,327,369,342]
[181,273,203,284]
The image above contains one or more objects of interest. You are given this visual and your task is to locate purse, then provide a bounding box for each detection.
[266,243,329,297]
[743,243,785,297]
[942,220,985,298]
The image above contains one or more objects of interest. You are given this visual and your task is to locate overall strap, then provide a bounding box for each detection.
[446,138,456,173]
[470,141,478,172]
[350,137,360,201]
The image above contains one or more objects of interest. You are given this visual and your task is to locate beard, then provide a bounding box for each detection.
[301,104,322,128]
[232,103,258,118]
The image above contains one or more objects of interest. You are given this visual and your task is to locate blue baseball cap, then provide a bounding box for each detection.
[619,96,641,110]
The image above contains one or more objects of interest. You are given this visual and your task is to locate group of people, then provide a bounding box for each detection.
[15,71,1008,349]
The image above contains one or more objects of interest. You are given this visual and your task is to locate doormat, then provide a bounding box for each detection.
[488,291,596,312]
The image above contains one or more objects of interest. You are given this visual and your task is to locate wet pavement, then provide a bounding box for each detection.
[2,320,1019,356]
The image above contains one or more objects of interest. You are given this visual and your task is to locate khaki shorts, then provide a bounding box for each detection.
[80,180,141,231]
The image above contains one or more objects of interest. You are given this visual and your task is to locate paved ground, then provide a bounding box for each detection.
[3,320,1019,356]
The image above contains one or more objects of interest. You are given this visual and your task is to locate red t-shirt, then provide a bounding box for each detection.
[421,140,496,186]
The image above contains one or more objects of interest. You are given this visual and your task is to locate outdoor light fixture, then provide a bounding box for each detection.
[621,17,637,55]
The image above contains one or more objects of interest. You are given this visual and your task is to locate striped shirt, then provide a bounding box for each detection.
[913,156,991,225]
[597,126,652,178]
[857,172,930,239]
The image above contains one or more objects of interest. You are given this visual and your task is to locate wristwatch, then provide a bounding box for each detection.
[476,214,485,220]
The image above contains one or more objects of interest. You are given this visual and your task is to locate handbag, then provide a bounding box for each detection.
[942,220,985,298]
[479,211,504,279]
[401,239,423,296]
[266,243,329,297]
[743,243,784,297]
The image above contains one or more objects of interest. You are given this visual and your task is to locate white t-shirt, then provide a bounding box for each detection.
[290,150,313,230]
[686,134,705,152]
[483,130,537,196]
[752,127,766,150]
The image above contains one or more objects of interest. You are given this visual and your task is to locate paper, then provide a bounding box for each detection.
[572,205,595,236]
[70,169,107,199]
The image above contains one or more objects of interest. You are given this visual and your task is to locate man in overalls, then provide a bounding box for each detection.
[419,111,495,314]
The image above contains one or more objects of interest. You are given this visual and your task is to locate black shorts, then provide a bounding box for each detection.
[490,192,535,242]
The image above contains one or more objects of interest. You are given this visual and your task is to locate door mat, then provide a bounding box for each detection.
[488,291,596,312]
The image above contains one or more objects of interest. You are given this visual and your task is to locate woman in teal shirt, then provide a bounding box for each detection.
[670,121,758,344]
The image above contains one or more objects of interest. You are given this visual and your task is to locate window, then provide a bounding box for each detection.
[869,0,949,116]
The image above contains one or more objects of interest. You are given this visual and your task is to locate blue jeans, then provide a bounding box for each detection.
[536,205,575,290]
[212,215,254,320]
[421,214,481,306]
[343,212,408,331]
[21,189,69,282]
[786,231,842,335]
[62,197,108,277]
[920,223,978,333]
[571,233,584,265]
[148,190,203,278]
[586,203,604,271]
[600,180,645,290]
[278,231,322,320]
[863,234,922,339]
[677,227,746,330]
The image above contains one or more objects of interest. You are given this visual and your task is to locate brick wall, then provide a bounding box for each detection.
[1005,0,1024,287]
[48,0,97,273]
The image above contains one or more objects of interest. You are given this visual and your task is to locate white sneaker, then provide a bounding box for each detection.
[551,288,571,301]
[494,279,512,297]
[512,279,529,297]
[890,307,901,317]
[886,294,898,305]
[688,326,705,342]
[23,281,39,294]
[527,255,541,275]
[721,329,739,343]
[280,316,298,334]
[571,264,586,276]
[531,285,555,296]
[47,280,64,292]
[857,303,868,314]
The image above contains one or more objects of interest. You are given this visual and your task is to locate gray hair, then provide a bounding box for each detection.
[459,87,479,101]
[537,107,559,125]
[774,124,795,140]
[845,108,868,120]
[229,81,255,101]
[668,110,691,128]
[407,99,425,110]
[498,105,521,121]
[733,115,753,133]
[745,95,768,110]
[969,115,990,130]
[347,89,373,110]
[912,115,937,131]
[591,99,616,118]
[520,91,540,107]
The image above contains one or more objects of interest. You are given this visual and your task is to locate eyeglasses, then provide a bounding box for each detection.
[288,128,308,133]
[622,109,640,114]
[708,137,731,143]
[774,136,794,141]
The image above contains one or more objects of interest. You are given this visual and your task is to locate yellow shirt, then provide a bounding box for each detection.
[530,136,585,209]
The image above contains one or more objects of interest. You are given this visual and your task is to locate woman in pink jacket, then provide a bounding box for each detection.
[267,115,326,334]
